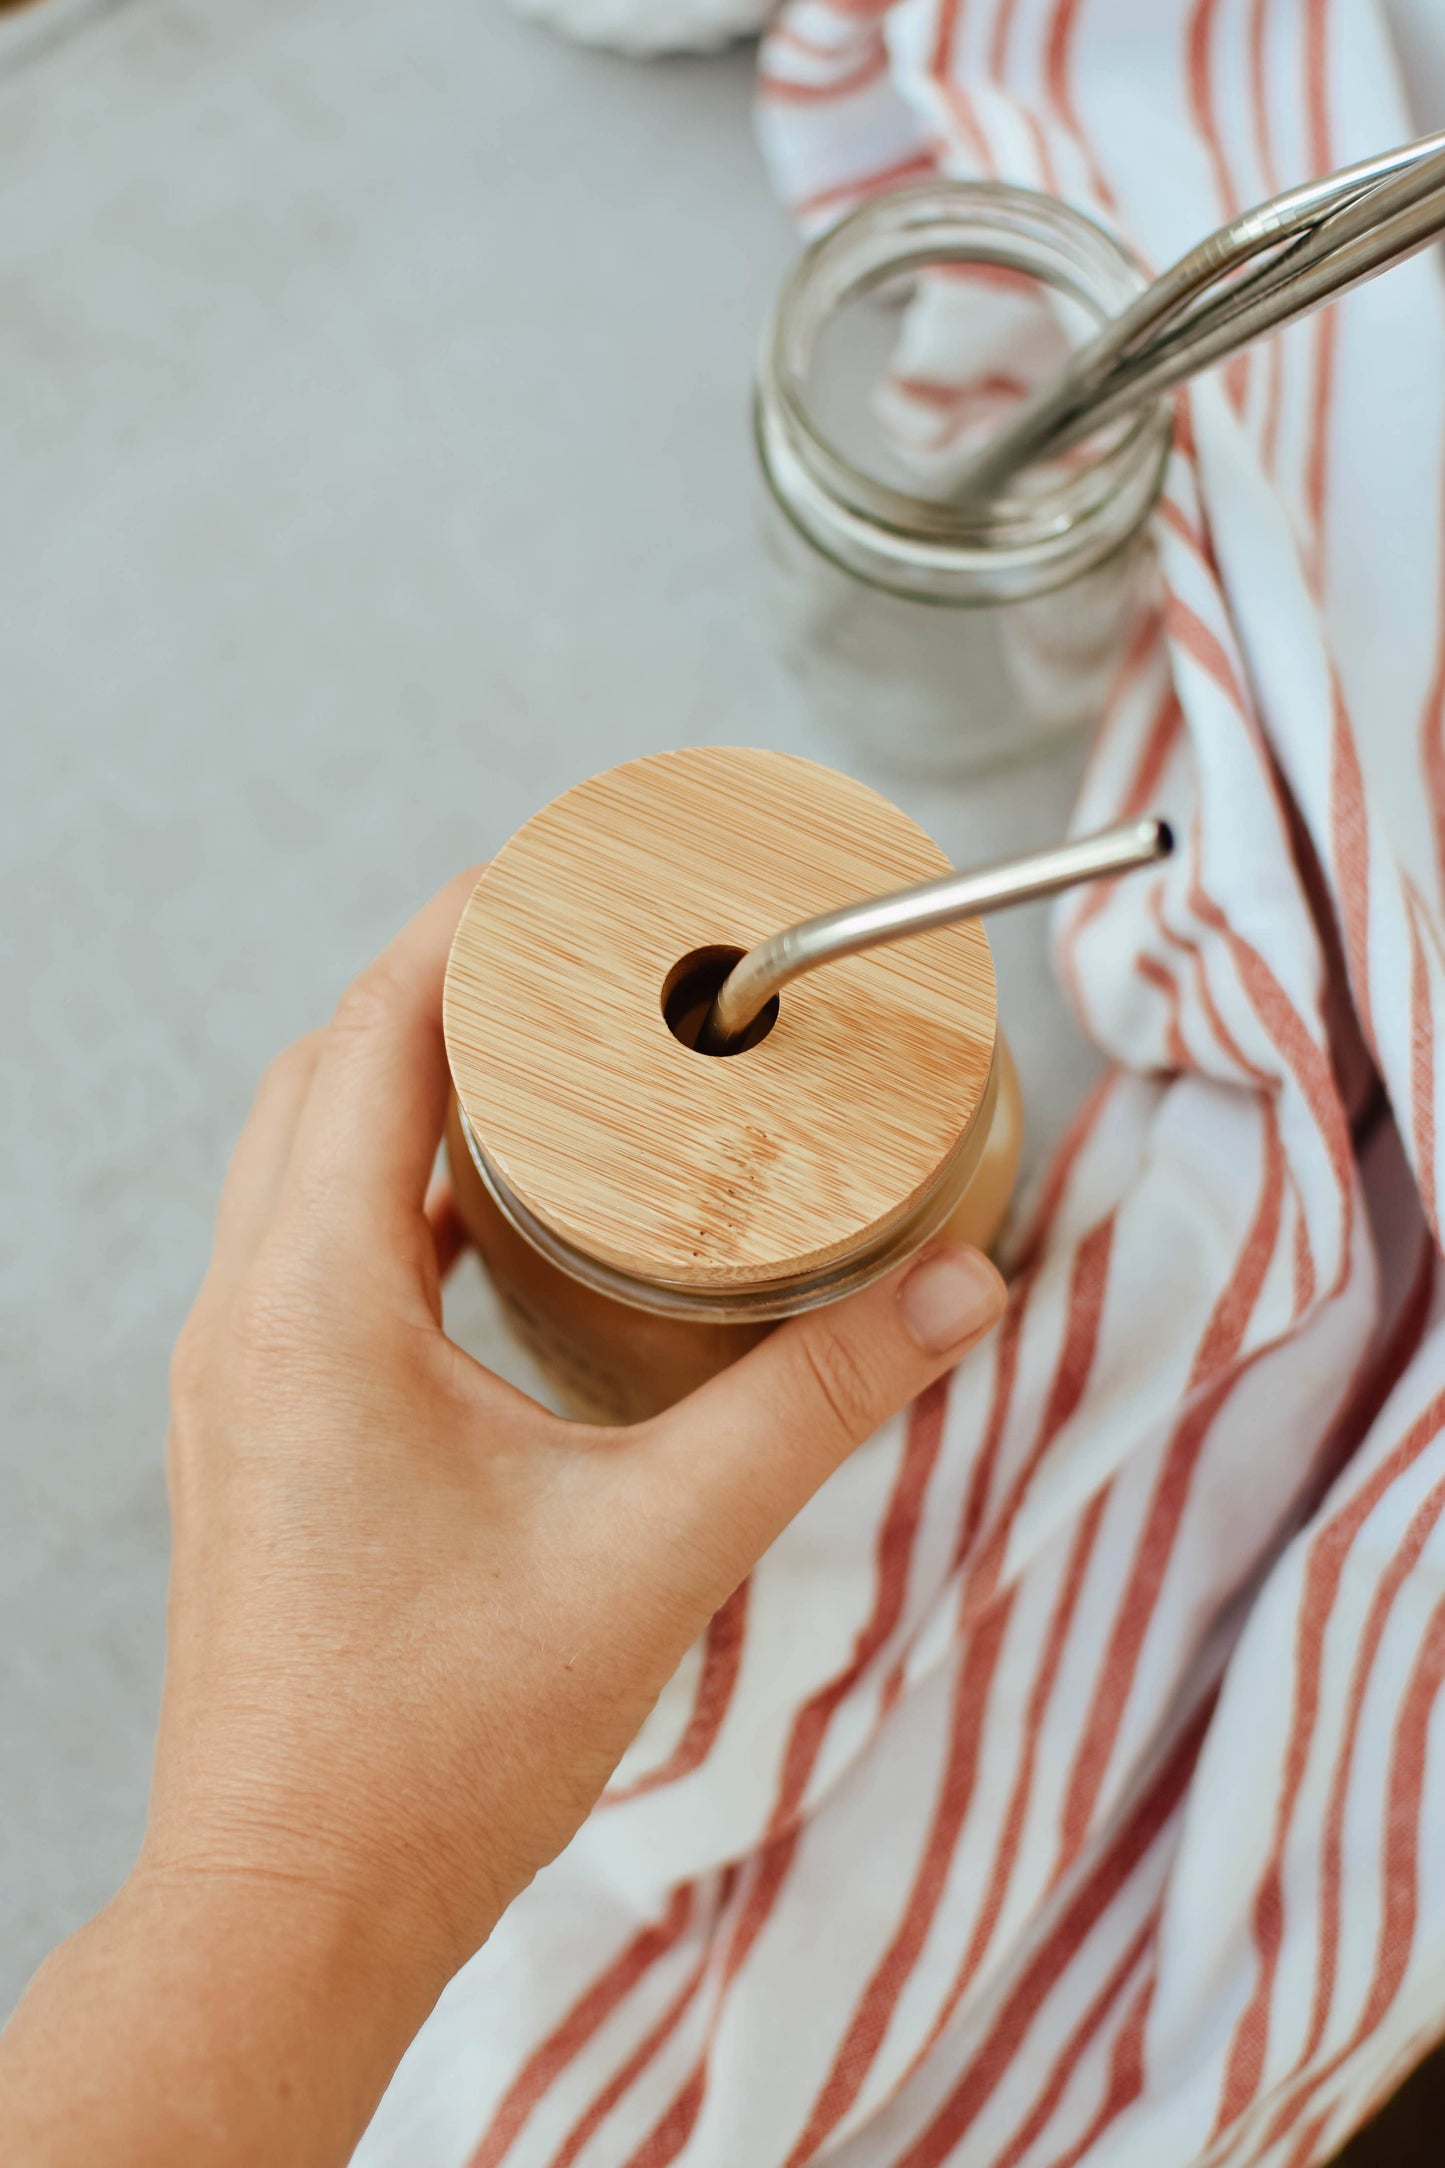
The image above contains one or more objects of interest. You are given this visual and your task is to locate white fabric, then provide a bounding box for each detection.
[361,3,1445,2163]
[502,0,769,56]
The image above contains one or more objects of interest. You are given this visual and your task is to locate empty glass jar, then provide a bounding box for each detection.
[756,182,1173,778]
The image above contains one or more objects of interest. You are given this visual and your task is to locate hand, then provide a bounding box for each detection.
[0,871,1007,2168]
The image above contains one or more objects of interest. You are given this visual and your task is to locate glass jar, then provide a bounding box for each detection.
[446,1051,1020,1426]
[443,747,1024,1425]
[756,182,1172,778]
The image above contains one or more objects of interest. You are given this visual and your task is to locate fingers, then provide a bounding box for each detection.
[425,1178,470,1284]
[276,868,484,1258]
[209,1033,325,1280]
[636,1243,1008,1601]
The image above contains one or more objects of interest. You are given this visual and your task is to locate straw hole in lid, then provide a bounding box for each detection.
[662,946,780,1057]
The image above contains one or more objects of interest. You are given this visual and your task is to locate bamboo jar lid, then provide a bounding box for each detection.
[444,748,998,1307]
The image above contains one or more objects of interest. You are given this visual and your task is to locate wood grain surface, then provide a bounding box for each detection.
[444,747,998,1291]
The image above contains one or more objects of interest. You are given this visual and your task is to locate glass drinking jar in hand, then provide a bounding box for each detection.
[756,182,1173,779]
[443,748,1023,1425]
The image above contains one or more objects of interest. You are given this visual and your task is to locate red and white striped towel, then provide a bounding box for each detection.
[360,3,1445,2162]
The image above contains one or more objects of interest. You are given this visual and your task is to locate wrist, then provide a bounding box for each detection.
[134,1732,516,1998]
[0,1861,459,2168]
[122,1844,464,2022]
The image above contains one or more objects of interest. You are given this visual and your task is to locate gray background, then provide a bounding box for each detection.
[0,0,1093,2012]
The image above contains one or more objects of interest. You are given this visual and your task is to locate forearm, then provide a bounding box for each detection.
[0,1868,454,2168]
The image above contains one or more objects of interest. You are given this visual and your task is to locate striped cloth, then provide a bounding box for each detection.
[359,3,1445,2162]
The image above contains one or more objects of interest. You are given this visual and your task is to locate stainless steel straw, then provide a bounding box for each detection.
[698,817,1172,1054]
[949,130,1445,503]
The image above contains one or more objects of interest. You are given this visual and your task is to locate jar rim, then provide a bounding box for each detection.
[756,180,1173,602]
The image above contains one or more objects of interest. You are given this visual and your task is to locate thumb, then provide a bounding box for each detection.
[636,1242,1008,1600]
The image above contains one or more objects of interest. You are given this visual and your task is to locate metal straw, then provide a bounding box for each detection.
[697,817,1173,1054]
[1045,145,1445,449]
[949,130,1445,503]
[1159,136,1445,351]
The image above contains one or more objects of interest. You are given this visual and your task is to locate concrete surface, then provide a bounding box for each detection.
[0,0,1098,2014]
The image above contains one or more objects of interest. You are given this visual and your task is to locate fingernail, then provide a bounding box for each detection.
[899,1245,1008,1355]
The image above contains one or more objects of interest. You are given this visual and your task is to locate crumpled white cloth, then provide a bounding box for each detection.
[503,0,769,56]
[359,2,1445,2163]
